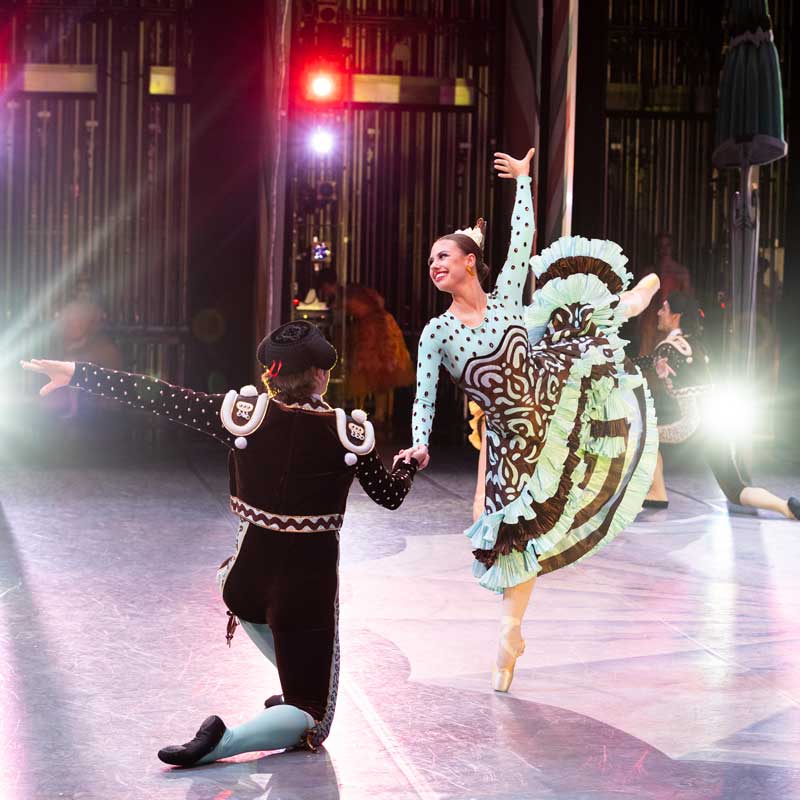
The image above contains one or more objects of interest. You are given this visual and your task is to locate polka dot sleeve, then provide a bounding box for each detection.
[494,176,534,307]
[411,320,442,447]
[70,362,234,447]
[355,449,418,510]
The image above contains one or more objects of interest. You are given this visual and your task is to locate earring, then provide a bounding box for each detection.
[466,265,476,276]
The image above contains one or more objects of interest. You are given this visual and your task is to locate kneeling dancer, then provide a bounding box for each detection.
[22,320,417,765]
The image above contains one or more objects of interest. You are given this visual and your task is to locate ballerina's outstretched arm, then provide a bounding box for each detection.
[493,148,536,307]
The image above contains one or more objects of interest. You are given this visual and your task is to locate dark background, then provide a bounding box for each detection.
[1,0,796,447]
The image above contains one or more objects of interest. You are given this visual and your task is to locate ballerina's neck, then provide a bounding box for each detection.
[447,288,489,329]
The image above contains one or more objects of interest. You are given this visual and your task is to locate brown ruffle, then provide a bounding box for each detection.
[590,417,629,438]
[537,256,624,295]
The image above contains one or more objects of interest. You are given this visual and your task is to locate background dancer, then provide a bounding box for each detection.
[399,148,659,693]
[22,320,418,765]
[640,292,799,520]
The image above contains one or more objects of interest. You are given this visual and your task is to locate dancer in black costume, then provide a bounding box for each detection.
[640,292,799,520]
[22,320,418,764]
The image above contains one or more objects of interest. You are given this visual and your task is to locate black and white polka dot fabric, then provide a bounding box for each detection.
[354,450,417,510]
[412,176,534,446]
[70,363,235,447]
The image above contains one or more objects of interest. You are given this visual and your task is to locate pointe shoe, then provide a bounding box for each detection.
[620,273,660,319]
[492,616,525,693]
[638,273,661,294]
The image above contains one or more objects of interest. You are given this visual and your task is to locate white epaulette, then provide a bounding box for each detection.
[334,408,375,466]
[220,385,269,449]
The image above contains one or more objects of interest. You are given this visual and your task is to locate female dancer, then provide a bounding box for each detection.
[399,148,659,691]
[641,291,799,519]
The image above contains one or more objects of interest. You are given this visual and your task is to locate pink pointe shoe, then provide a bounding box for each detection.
[492,616,525,693]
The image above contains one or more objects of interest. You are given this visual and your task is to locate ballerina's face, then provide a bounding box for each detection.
[428,238,476,293]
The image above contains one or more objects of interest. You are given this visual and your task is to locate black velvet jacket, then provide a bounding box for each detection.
[70,363,417,520]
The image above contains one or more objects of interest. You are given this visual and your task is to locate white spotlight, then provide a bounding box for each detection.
[703,382,757,439]
[309,129,334,155]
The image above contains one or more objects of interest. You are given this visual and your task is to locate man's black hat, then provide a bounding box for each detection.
[257,320,337,375]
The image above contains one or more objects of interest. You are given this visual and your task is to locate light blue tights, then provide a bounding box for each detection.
[196,620,314,764]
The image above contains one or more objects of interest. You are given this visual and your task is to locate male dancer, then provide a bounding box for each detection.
[22,319,418,765]
[639,292,798,519]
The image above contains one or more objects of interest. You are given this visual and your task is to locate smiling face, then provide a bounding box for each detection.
[428,237,477,293]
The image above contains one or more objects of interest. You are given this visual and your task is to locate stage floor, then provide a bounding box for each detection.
[2,436,800,800]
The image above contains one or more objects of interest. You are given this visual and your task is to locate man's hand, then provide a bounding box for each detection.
[654,356,675,380]
[396,444,430,470]
[20,359,76,396]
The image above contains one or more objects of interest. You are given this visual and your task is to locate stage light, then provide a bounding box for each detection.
[310,74,335,100]
[301,66,346,105]
[703,382,757,438]
[309,128,334,155]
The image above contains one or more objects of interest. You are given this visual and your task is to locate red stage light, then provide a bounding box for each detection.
[301,65,346,105]
[310,74,335,99]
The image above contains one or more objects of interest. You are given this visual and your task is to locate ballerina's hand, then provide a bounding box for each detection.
[20,359,76,396]
[395,445,430,470]
[494,148,535,179]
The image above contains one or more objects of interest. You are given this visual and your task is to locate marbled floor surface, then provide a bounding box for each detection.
[1,431,799,799]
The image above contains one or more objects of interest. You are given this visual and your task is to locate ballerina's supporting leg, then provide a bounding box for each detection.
[493,577,536,692]
[645,450,668,502]
[619,273,660,319]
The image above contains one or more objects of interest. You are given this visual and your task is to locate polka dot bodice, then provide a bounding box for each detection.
[412,176,534,446]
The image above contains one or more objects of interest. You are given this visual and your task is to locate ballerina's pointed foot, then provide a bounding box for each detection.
[637,273,660,295]
[492,617,525,693]
[619,273,661,319]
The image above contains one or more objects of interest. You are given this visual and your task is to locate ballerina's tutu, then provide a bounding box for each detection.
[464,235,657,592]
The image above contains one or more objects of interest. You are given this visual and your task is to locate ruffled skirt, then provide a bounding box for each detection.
[464,237,658,592]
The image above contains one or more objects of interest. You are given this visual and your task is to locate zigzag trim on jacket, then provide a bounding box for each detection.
[230,497,343,533]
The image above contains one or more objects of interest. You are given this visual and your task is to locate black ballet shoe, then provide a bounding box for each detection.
[642,499,669,510]
[157,715,227,766]
[789,497,800,521]
[264,693,284,709]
